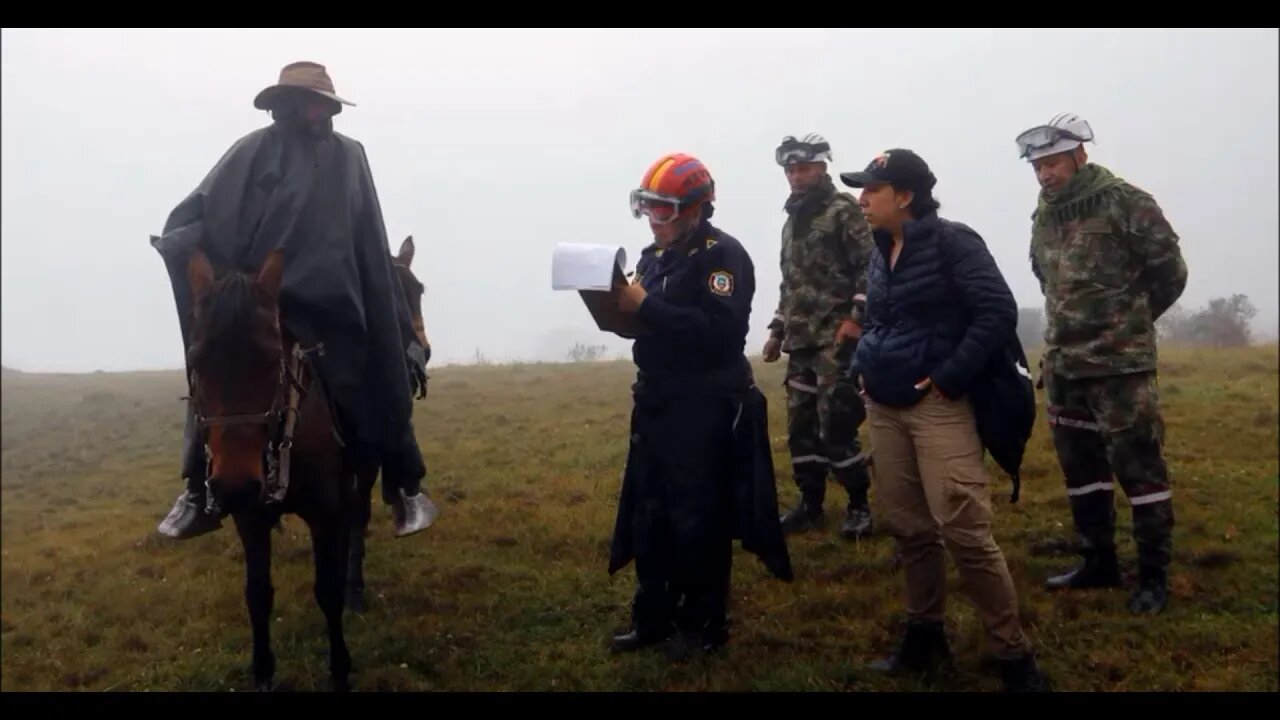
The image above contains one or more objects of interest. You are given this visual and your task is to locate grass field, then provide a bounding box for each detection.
[1,345,1276,692]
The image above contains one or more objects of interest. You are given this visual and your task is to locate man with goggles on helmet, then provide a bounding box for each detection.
[1018,113,1188,615]
[606,152,793,662]
[765,134,877,540]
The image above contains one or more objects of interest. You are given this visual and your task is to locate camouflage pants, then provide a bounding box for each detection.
[785,343,870,508]
[1044,370,1174,571]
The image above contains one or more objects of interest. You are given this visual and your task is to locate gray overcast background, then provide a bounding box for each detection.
[2,28,1277,372]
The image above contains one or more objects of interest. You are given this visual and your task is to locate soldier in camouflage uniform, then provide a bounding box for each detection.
[764,134,876,539]
[1018,113,1188,614]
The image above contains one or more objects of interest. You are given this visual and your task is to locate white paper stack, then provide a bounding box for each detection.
[551,243,628,291]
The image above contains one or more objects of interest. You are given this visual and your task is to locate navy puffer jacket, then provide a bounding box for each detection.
[851,213,1017,408]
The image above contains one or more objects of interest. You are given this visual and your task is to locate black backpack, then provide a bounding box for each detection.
[937,222,1037,503]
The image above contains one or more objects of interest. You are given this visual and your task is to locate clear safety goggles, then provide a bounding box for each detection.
[630,189,683,225]
[775,140,831,166]
[1015,125,1091,158]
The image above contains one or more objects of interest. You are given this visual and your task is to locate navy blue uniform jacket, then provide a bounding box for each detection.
[608,220,793,582]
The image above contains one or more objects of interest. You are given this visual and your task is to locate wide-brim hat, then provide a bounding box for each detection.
[253,61,355,112]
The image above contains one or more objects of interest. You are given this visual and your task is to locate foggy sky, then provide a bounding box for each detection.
[2,28,1277,372]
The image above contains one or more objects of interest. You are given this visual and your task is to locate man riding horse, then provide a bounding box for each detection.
[152,61,436,540]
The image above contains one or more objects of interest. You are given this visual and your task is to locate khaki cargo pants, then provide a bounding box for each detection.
[866,390,1031,659]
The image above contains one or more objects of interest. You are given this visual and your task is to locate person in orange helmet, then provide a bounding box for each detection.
[606,152,793,662]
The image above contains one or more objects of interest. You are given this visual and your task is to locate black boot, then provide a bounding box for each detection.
[868,620,952,676]
[1000,653,1050,692]
[157,488,223,540]
[837,459,873,540]
[610,627,672,653]
[840,503,873,540]
[1128,566,1169,615]
[1045,546,1121,591]
[780,495,824,534]
[665,624,728,663]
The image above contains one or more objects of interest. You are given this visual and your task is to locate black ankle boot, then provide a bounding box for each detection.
[840,503,873,539]
[1128,566,1169,615]
[1000,653,1050,692]
[1045,547,1121,590]
[610,627,672,653]
[868,620,952,676]
[779,496,824,534]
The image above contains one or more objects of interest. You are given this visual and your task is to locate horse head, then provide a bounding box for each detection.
[392,235,429,351]
[185,248,289,515]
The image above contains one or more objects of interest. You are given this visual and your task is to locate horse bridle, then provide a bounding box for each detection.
[188,342,324,514]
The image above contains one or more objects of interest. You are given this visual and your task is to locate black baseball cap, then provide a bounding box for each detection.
[839,148,937,194]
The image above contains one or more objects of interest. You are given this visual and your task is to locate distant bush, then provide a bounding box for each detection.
[1158,294,1258,348]
[567,343,608,363]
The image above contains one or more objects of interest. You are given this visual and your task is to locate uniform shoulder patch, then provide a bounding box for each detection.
[708,269,734,296]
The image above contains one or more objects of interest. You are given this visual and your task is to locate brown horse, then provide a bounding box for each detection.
[346,235,433,612]
[394,235,431,356]
[184,248,355,692]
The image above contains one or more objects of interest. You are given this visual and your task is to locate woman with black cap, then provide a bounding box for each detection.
[841,149,1048,692]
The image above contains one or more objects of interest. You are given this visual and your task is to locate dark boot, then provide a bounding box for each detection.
[610,627,672,653]
[160,411,222,540]
[868,620,952,676]
[780,494,824,534]
[1128,566,1169,615]
[840,503,873,540]
[157,489,222,540]
[1000,653,1050,692]
[1045,546,1121,591]
[836,457,873,540]
[664,626,727,663]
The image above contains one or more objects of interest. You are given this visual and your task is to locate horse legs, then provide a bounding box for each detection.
[312,517,353,692]
[346,465,376,613]
[346,525,366,613]
[234,514,276,692]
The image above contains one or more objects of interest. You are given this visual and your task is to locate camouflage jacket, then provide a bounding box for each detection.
[768,178,874,352]
[1029,163,1188,379]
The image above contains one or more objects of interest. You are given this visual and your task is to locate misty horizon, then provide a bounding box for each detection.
[2,28,1277,373]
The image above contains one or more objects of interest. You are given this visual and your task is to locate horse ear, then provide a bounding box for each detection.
[397,235,415,267]
[187,249,215,304]
[257,249,285,303]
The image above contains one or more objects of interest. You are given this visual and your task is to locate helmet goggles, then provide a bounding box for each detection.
[1016,125,1092,159]
[776,138,832,166]
[630,188,684,225]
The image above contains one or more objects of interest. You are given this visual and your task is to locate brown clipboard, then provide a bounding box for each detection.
[576,262,649,338]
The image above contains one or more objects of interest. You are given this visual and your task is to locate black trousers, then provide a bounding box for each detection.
[627,390,736,641]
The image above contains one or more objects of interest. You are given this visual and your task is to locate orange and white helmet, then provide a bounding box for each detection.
[630,152,716,225]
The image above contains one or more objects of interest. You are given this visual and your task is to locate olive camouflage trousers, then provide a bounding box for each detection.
[1044,369,1174,571]
[785,342,870,508]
